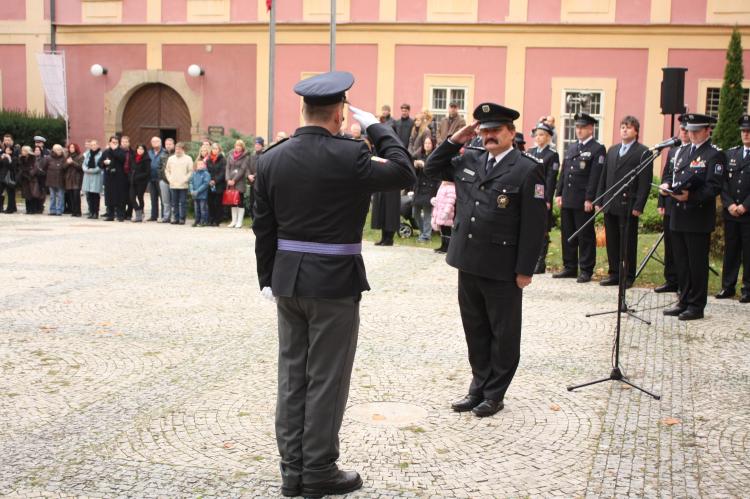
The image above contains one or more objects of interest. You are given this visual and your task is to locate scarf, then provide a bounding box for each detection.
[87,150,99,170]
[135,153,144,163]
[123,150,131,175]
[210,152,219,163]
[232,150,243,161]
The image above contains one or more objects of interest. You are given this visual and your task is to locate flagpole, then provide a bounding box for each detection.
[330,0,336,71]
[268,0,276,141]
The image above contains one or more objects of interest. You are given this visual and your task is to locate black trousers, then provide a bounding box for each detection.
[721,219,750,294]
[560,207,596,274]
[603,211,639,280]
[275,295,360,487]
[1,186,17,212]
[458,271,522,402]
[86,192,100,215]
[662,214,679,286]
[207,190,223,224]
[147,180,160,220]
[672,231,710,312]
[66,189,81,216]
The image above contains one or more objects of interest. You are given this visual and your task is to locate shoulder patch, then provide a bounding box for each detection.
[333,134,364,142]
[523,151,543,164]
[729,145,741,150]
[262,137,289,153]
[711,144,722,151]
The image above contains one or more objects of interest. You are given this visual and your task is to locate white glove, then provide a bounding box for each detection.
[260,287,276,303]
[407,191,414,197]
[348,105,379,129]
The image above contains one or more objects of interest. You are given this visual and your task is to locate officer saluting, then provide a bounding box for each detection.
[425,103,547,417]
[553,113,606,283]
[253,71,415,497]
[660,113,724,320]
[527,121,560,273]
[716,114,750,303]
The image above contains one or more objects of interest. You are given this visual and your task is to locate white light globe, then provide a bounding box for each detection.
[187,64,204,77]
[90,64,106,77]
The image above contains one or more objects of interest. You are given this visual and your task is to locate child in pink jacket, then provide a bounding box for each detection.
[431,180,456,253]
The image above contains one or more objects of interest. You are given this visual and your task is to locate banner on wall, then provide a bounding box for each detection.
[35,52,68,120]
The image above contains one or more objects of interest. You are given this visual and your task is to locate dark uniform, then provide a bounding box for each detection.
[656,135,689,292]
[555,113,606,281]
[253,72,414,497]
[425,102,547,416]
[663,113,724,320]
[527,122,559,273]
[717,114,750,302]
[595,138,650,285]
[99,145,129,221]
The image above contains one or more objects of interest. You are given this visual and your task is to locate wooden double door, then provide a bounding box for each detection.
[122,83,191,147]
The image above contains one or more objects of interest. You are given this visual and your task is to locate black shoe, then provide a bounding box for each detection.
[533,260,546,274]
[374,240,384,246]
[599,275,619,286]
[663,306,687,317]
[434,247,447,254]
[179,220,186,225]
[192,221,198,227]
[552,268,577,279]
[740,294,750,303]
[86,213,94,219]
[170,220,178,225]
[471,399,504,417]
[654,283,678,293]
[451,394,482,412]
[715,289,735,299]
[301,470,363,498]
[281,483,301,497]
[576,273,592,283]
[678,309,704,321]
[380,240,394,246]
[104,217,115,221]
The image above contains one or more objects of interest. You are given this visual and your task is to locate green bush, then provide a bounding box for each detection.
[0,109,67,147]
[185,128,256,157]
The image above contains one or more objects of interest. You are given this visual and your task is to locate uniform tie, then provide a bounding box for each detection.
[744,148,749,160]
[690,145,697,157]
[486,156,496,174]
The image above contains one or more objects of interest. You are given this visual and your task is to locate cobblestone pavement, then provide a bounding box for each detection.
[1,213,748,498]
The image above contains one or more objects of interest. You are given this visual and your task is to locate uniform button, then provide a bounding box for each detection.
[502,241,507,246]
[480,186,485,191]
[475,201,479,206]
[470,217,475,222]
[502,189,507,193]
[468,233,473,239]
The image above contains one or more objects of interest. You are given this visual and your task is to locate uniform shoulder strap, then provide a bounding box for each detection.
[262,137,289,153]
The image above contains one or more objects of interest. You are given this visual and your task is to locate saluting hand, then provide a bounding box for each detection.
[349,105,379,129]
[450,121,479,145]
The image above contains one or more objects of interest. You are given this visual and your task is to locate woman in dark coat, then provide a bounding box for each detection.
[129,144,150,222]
[63,143,84,217]
[43,144,67,215]
[411,135,440,242]
[20,146,46,214]
[99,136,129,221]
[0,145,19,213]
[206,142,227,226]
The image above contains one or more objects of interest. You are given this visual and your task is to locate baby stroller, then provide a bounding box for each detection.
[399,193,419,238]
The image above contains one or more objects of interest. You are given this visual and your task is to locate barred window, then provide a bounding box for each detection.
[430,87,467,126]
[705,87,749,118]
[561,90,603,158]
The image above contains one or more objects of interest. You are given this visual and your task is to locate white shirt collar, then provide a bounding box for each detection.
[580,136,593,146]
[690,139,708,150]
[488,147,514,165]
[535,143,549,152]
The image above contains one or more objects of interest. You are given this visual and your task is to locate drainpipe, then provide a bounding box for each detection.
[50,0,57,53]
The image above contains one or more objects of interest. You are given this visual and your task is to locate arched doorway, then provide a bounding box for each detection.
[121,83,191,146]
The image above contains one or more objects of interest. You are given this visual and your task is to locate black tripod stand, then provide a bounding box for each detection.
[566,150,661,399]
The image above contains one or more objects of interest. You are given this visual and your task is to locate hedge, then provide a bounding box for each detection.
[0,109,67,147]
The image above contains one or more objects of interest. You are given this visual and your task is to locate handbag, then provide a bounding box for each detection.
[2,170,15,188]
[222,187,241,206]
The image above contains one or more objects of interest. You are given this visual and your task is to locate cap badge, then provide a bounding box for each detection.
[482,105,490,113]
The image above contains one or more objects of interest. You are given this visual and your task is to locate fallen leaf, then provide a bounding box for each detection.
[223,442,234,449]
[661,417,681,426]
[372,414,386,421]
[98,322,112,327]
[550,403,561,411]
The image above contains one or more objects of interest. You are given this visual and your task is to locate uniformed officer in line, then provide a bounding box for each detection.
[425,103,547,417]
[513,131,526,152]
[716,114,750,303]
[655,116,690,293]
[553,113,606,283]
[594,116,650,288]
[659,113,724,320]
[527,122,560,273]
[252,71,415,497]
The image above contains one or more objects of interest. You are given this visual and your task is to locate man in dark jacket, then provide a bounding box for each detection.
[253,71,414,498]
[392,103,414,147]
[660,113,724,320]
[246,136,264,219]
[147,137,168,221]
[595,116,650,287]
[425,102,547,418]
[655,117,690,293]
[99,136,129,221]
[528,122,560,273]
[716,114,750,303]
[554,113,606,283]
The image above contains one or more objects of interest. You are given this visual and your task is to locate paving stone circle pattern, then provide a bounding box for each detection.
[0,213,748,498]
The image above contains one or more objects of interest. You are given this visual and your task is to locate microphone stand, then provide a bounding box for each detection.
[566,148,661,400]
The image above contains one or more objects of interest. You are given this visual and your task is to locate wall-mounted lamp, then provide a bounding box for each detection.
[187,64,205,77]
[90,64,108,77]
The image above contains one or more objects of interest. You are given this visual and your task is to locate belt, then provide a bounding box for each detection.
[277,239,362,256]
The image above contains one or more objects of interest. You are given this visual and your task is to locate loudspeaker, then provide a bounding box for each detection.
[660,67,687,115]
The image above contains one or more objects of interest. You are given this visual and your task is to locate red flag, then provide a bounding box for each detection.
[267,0,272,12]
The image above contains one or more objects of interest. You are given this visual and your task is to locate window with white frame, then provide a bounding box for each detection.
[705,87,749,118]
[561,90,603,158]
[430,86,467,127]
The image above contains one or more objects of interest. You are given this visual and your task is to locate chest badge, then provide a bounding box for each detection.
[580,161,587,170]
[497,194,509,208]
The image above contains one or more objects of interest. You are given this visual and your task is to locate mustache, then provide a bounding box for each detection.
[483,138,499,144]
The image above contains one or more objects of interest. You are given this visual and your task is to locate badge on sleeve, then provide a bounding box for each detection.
[535,184,545,199]
[552,162,559,171]
[715,164,723,175]
[598,155,605,164]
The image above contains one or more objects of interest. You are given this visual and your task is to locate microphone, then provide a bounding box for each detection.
[649,137,680,152]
